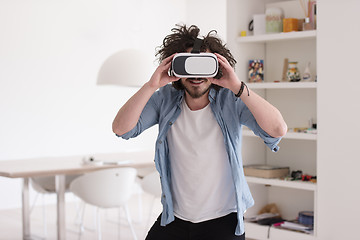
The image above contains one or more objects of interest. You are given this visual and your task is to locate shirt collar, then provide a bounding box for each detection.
[208,88,217,102]
[176,89,184,107]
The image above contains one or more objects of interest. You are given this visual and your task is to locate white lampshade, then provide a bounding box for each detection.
[97,49,155,87]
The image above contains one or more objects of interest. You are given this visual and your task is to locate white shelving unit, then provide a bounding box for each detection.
[237,30,316,43]
[245,222,316,240]
[227,0,318,239]
[243,129,317,140]
[246,176,316,191]
[246,82,317,89]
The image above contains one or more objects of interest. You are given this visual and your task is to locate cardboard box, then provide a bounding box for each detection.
[244,165,289,178]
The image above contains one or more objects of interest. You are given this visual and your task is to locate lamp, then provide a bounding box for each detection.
[97,49,155,87]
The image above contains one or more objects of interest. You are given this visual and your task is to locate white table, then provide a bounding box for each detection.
[0,151,155,240]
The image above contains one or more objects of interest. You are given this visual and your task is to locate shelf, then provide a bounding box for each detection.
[242,129,317,141]
[284,132,317,140]
[247,82,317,89]
[245,222,316,240]
[230,1,319,239]
[237,30,316,44]
[246,176,317,191]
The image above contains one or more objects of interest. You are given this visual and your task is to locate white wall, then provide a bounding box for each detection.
[0,0,186,209]
[185,0,227,40]
[317,0,360,239]
[0,0,228,210]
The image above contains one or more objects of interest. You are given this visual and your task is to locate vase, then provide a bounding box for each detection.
[287,61,301,82]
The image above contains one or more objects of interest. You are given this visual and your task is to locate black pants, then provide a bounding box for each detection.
[145,213,245,240]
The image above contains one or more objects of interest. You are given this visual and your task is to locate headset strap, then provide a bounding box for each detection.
[191,38,203,53]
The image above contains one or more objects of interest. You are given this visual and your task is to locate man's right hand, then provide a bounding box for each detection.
[148,54,180,90]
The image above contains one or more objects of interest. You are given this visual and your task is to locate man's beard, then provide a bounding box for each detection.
[182,79,212,99]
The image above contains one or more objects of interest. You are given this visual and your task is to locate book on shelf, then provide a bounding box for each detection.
[274,221,313,234]
[244,165,289,179]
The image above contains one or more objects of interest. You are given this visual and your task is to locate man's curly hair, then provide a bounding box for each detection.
[156,24,236,90]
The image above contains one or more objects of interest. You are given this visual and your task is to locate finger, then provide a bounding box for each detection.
[161,53,177,66]
[215,53,229,64]
[157,59,172,73]
[168,76,180,82]
[215,53,232,67]
[163,60,172,69]
[217,57,233,72]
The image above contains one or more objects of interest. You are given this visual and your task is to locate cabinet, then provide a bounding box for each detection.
[226,0,317,239]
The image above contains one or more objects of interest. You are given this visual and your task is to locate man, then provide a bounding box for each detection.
[112,24,287,240]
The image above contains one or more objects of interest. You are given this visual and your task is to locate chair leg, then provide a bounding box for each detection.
[124,205,138,240]
[96,207,102,240]
[42,194,47,238]
[29,192,39,214]
[77,203,86,240]
[136,190,143,223]
[143,196,155,239]
[74,196,84,225]
[118,208,121,240]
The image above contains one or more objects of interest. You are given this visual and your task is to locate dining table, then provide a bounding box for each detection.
[0,150,155,240]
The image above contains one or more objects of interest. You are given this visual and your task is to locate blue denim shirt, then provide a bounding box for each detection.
[119,84,281,235]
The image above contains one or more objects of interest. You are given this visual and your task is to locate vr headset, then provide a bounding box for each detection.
[170,38,221,79]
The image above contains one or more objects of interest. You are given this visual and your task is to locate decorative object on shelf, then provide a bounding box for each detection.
[301,174,316,182]
[248,59,264,82]
[244,165,289,178]
[282,58,289,81]
[288,127,317,135]
[274,220,313,234]
[308,0,317,29]
[290,170,317,183]
[257,204,284,225]
[287,61,301,82]
[291,170,303,180]
[302,17,314,31]
[283,18,298,32]
[297,18,305,31]
[245,203,283,226]
[302,61,312,81]
[251,14,266,36]
[298,211,314,226]
[265,7,284,33]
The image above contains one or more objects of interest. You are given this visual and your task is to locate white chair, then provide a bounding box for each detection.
[69,168,138,240]
[140,171,162,235]
[133,166,157,223]
[105,166,156,225]
[30,174,81,238]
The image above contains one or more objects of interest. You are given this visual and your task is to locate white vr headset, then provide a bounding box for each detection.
[171,53,219,78]
[170,38,221,79]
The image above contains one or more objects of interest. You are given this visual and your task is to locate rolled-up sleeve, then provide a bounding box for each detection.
[117,91,161,140]
[239,102,282,152]
[255,126,281,152]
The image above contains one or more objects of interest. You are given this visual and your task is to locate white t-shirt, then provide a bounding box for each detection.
[167,99,237,223]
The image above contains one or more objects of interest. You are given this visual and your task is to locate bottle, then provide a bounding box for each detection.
[302,17,314,31]
[302,62,312,81]
[287,62,301,82]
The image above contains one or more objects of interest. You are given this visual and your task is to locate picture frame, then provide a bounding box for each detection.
[248,59,264,83]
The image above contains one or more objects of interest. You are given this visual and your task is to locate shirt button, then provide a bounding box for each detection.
[169,121,173,125]
[158,140,162,144]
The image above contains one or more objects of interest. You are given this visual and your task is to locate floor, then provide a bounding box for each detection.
[0,192,162,240]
